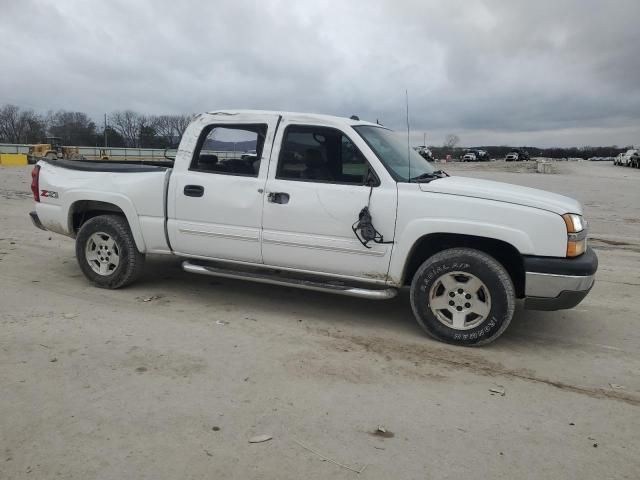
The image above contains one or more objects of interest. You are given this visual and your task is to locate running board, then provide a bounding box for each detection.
[182,261,397,300]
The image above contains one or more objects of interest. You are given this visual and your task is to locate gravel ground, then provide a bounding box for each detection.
[1,161,639,479]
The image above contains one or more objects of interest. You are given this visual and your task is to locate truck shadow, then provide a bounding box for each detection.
[138,256,583,350]
[139,256,419,333]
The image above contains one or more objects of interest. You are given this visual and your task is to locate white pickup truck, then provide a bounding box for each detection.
[616,149,639,168]
[29,110,597,346]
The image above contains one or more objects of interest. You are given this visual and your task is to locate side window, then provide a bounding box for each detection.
[341,135,368,180]
[191,124,266,177]
[276,126,371,185]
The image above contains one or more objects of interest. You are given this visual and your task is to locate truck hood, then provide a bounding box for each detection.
[419,176,582,215]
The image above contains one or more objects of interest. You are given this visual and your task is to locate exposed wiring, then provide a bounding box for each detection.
[352,185,393,249]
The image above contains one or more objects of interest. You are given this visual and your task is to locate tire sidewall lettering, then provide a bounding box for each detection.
[412,253,511,346]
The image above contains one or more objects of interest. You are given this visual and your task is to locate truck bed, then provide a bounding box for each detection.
[41,158,173,172]
[35,157,172,254]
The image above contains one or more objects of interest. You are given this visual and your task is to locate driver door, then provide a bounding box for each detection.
[261,122,397,280]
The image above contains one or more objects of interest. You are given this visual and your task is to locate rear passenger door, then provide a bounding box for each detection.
[168,115,280,263]
[261,123,397,281]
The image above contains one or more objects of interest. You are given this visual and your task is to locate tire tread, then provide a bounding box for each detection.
[75,214,144,289]
[410,247,515,346]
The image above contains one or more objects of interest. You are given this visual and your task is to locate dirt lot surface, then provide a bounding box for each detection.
[1,161,639,479]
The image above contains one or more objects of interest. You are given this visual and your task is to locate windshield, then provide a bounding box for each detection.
[353,125,435,182]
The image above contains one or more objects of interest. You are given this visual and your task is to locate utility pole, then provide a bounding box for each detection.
[104,113,108,148]
[423,132,426,146]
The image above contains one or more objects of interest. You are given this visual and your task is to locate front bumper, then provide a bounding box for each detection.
[523,247,598,311]
[29,211,47,231]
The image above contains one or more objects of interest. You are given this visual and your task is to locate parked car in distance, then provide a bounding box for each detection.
[614,153,625,165]
[505,148,530,161]
[29,109,597,346]
[240,149,257,160]
[617,149,639,168]
[414,145,434,161]
[461,149,490,162]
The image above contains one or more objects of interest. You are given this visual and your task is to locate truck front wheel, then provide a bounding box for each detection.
[75,215,145,289]
[410,248,515,346]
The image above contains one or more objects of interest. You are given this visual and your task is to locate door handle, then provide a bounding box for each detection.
[267,192,290,204]
[184,185,204,197]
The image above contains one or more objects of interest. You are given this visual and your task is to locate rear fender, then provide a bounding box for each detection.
[65,192,146,252]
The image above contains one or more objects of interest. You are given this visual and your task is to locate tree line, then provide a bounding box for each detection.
[0,103,632,158]
[432,133,630,159]
[431,142,630,160]
[0,104,194,148]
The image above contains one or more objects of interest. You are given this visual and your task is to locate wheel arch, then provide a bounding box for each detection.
[401,233,525,298]
[68,198,146,252]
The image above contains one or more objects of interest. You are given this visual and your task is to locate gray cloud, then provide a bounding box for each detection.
[1,0,639,146]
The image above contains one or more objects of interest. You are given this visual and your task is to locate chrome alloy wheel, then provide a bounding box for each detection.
[85,232,120,276]
[428,271,492,330]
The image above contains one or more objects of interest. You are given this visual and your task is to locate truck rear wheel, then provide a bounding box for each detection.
[410,248,515,346]
[75,215,145,289]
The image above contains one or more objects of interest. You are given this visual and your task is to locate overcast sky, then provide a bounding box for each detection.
[2,0,640,147]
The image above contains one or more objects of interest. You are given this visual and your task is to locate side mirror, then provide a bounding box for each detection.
[365,169,380,187]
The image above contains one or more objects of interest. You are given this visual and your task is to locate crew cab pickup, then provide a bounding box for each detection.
[29,110,597,346]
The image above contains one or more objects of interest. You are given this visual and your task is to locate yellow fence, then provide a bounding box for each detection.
[0,153,28,166]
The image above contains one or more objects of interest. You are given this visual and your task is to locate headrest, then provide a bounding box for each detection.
[199,154,218,165]
[304,149,323,167]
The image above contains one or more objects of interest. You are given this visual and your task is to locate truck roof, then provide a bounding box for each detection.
[203,109,381,129]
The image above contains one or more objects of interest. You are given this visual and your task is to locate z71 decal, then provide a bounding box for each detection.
[41,190,59,199]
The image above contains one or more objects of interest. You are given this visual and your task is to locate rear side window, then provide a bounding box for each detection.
[191,124,267,177]
[276,125,371,185]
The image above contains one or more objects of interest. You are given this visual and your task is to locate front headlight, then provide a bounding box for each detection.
[562,213,587,257]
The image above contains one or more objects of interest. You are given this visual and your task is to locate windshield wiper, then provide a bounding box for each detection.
[410,170,449,182]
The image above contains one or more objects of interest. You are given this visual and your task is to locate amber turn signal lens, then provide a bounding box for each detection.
[567,238,587,257]
[562,213,587,257]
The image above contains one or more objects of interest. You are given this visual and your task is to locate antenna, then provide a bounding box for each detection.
[406,89,411,182]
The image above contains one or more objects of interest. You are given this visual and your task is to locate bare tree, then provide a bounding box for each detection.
[172,114,194,140]
[443,134,460,150]
[0,104,45,143]
[152,114,194,145]
[47,110,96,145]
[109,110,146,147]
[151,115,174,145]
[0,104,22,142]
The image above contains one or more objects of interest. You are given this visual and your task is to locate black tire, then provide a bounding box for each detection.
[75,214,145,289]
[410,248,515,346]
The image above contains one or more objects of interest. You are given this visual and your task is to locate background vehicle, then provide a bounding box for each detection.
[414,145,434,161]
[240,149,257,160]
[461,149,489,162]
[29,110,597,346]
[617,149,638,167]
[614,153,625,165]
[505,148,530,161]
[27,137,82,164]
